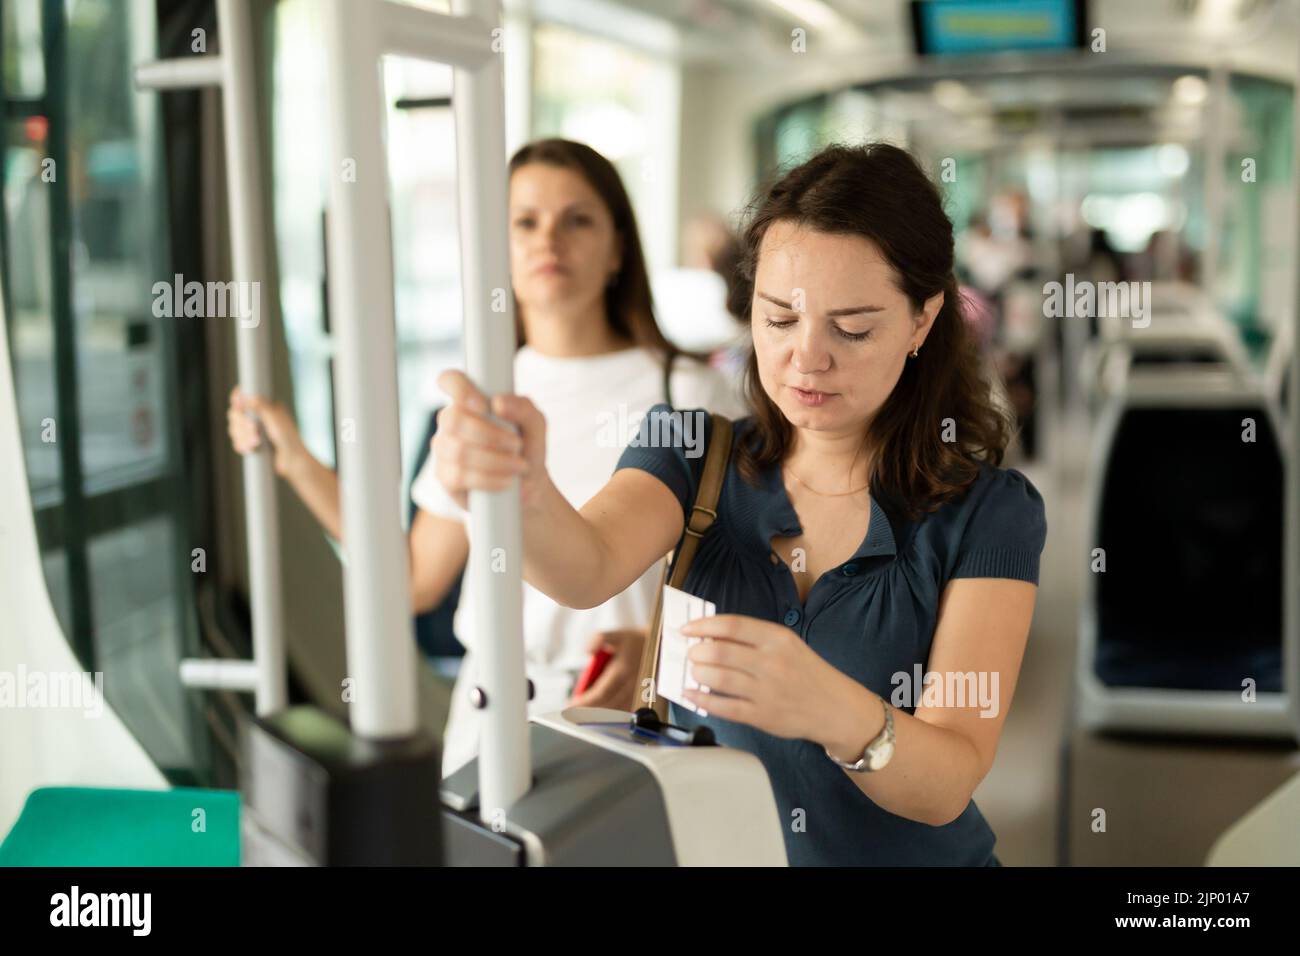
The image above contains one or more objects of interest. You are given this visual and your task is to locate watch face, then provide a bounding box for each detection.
[867,739,895,771]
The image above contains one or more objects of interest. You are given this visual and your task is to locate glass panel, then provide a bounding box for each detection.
[1224,76,1293,355]
[2,0,44,98]
[87,515,198,770]
[531,23,679,272]
[4,117,60,505]
[41,547,73,637]
[67,0,170,494]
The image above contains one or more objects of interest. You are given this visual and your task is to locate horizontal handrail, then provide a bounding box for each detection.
[180,658,260,692]
[134,56,223,90]
[379,1,496,67]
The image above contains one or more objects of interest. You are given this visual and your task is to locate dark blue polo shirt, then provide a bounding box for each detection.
[616,406,1047,866]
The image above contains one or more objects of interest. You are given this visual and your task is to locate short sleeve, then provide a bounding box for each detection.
[949,467,1047,585]
[613,403,713,523]
[409,413,467,523]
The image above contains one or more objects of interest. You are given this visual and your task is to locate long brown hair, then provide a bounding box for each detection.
[507,138,680,366]
[734,142,1012,520]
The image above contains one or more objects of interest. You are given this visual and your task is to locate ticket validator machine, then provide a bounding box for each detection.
[235,0,785,866]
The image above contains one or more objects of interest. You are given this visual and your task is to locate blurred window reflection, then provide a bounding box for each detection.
[531,22,678,273]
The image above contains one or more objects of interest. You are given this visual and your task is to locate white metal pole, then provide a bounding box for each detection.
[216,0,286,716]
[380,0,495,62]
[452,0,532,823]
[180,659,260,692]
[320,0,419,740]
[1201,61,1228,302]
[135,55,222,89]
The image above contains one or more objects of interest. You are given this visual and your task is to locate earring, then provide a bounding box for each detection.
[910,346,920,358]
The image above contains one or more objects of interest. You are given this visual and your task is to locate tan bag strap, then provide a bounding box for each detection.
[635,414,734,718]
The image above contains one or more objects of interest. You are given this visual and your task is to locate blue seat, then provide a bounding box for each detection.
[1092,403,1282,693]
[1076,377,1292,739]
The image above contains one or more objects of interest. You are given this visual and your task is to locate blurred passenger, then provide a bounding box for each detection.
[1079,228,1127,340]
[1084,227,1125,282]
[959,285,997,352]
[960,203,1039,460]
[681,210,744,316]
[959,213,1032,298]
[228,138,743,775]
[1131,228,1198,284]
[653,210,750,390]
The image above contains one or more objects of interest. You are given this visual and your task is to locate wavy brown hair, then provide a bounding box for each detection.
[507,138,682,368]
[734,142,1012,520]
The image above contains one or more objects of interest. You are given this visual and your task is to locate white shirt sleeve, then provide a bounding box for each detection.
[409,447,467,523]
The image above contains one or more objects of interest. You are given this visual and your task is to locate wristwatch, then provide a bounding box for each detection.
[824,695,895,772]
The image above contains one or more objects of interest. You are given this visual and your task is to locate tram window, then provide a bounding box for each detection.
[531,22,679,274]
[87,516,193,768]
[2,0,44,97]
[5,120,60,502]
[0,0,211,783]
[1223,76,1294,354]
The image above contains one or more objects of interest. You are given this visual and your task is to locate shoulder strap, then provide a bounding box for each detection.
[635,413,733,718]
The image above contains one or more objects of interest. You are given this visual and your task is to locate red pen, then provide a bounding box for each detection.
[573,647,614,696]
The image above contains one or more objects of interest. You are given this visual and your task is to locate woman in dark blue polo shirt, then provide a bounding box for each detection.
[433,142,1047,866]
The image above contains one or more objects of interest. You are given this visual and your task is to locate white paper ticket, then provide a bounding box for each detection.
[656,584,716,713]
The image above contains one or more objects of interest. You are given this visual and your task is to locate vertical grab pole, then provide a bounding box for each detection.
[1201,60,1229,301]
[216,0,286,715]
[453,0,531,821]
[320,0,419,739]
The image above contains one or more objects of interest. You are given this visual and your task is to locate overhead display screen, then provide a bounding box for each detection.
[910,0,1088,56]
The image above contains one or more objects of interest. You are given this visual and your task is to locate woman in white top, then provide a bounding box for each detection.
[227,137,743,774]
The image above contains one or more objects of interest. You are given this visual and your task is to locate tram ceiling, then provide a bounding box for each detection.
[821,69,1258,151]
[588,0,1296,78]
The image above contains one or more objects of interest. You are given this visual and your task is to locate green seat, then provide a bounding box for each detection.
[0,786,241,867]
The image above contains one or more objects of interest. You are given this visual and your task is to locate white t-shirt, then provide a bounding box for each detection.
[410,345,746,775]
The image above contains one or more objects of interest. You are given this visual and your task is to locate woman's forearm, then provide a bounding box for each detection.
[282,451,344,541]
[819,681,984,828]
[518,476,620,609]
[424,374,680,610]
[408,511,470,615]
[279,454,470,615]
